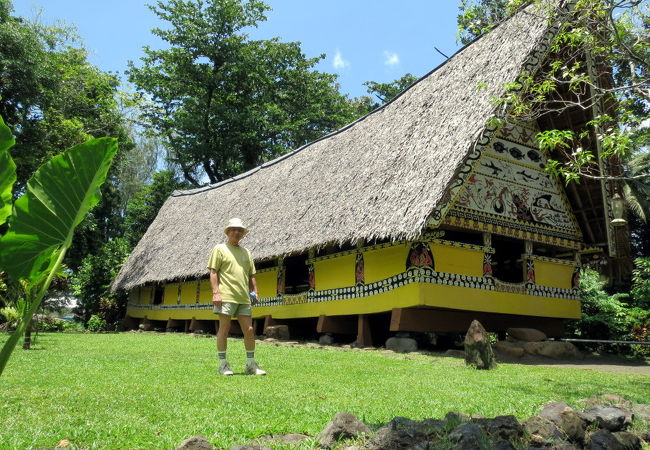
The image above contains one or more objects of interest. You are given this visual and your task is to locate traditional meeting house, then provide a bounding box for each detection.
[112,2,629,346]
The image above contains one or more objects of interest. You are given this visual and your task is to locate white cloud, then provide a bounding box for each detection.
[384,51,400,66]
[333,49,349,70]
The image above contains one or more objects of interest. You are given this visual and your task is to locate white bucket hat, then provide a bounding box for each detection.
[224,217,249,236]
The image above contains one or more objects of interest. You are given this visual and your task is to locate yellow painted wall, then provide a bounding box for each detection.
[315,254,355,290]
[181,282,197,304]
[163,283,179,304]
[256,269,278,298]
[364,245,409,283]
[421,283,580,319]
[140,286,153,304]
[535,261,574,289]
[432,244,483,278]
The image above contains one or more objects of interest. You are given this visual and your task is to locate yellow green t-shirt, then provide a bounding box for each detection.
[207,243,256,304]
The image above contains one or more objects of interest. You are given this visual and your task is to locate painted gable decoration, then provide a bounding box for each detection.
[448,123,582,243]
[355,251,365,286]
[406,242,434,271]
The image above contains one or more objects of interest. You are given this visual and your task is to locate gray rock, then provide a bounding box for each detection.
[445,411,472,424]
[473,415,523,441]
[319,334,334,345]
[640,430,650,443]
[587,429,625,450]
[445,349,466,358]
[365,424,429,450]
[493,439,516,450]
[550,442,580,450]
[464,320,496,369]
[264,325,290,340]
[317,412,371,448]
[506,327,547,342]
[583,406,632,431]
[523,341,582,359]
[176,436,215,450]
[448,422,485,448]
[613,431,642,450]
[385,336,418,353]
[539,402,585,442]
[525,416,565,441]
[494,340,525,358]
[388,416,446,436]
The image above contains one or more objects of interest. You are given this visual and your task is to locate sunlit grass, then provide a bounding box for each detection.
[1,333,648,449]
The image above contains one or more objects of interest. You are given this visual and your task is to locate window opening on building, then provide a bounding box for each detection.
[283,253,309,294]
[153,285,164,304]
[491,236,525,283]
[533,243,574,260]
[255,258,277,270]
[440,228,484,246]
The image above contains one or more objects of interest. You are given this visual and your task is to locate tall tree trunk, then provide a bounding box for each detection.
[22,321,31,350]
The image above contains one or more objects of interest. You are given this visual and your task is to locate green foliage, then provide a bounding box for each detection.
[362,73,419,110]
[571,267,650,357]
[0,306,19,329]
[457,0,649,189]
[123,170,189,247]
[0,114,16,225]
[86,314,107,332]
[0,115,118,376]
[71,170,188,324]
[631,257,650,308]
[128,0,361,185]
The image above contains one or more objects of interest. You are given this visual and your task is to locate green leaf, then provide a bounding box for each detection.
[0,137,118,281]
[0,115,16,225]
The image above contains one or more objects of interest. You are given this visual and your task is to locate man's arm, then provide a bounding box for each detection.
[249,275,258,304]
[210,269,221,307]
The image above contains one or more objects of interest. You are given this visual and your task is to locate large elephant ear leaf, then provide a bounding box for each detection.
[0,115,16,225]
[0,137,118,281]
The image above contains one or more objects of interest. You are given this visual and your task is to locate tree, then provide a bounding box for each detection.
[71,170,189,325]
[362,73,419,110]
[457,0,649,186]
[127,0,362,186]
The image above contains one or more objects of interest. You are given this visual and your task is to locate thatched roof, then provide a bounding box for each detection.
[113,2,567,291]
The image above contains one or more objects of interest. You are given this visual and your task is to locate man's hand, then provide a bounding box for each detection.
[212,291,222,309]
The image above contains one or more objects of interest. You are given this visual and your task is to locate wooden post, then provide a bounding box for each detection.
[317,315,357,334]
[263,315,277,332]
[357,314,373,347]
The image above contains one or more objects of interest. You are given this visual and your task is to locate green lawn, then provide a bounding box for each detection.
[0,332,648,449]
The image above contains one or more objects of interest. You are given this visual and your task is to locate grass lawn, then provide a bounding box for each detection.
[0,332,648,449]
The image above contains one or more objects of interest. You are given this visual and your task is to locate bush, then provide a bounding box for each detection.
[87,314,107,332]
[631,257,650,308]
[570,267,650,358]
[0,306,20,331]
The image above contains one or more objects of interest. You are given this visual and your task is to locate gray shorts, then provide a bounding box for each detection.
[213,302,252,317]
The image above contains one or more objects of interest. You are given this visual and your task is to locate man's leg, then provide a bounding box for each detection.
[217,313,233,375]
[238,314,266,375]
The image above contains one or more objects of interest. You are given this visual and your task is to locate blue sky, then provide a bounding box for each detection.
[14,0,463,98]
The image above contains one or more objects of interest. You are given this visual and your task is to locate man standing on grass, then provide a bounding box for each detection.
[208,218,266,376]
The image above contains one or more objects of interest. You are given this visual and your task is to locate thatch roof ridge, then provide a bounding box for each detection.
[113,1,566,291]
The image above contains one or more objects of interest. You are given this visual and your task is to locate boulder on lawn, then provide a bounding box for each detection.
[523,341,582,359]
[319,334,334,345]
[176,436,215,450]
[317,412,371,448]
[587,429,625,450]
[385,336,418,353]
[525,416,565,441]
[506,327,547,342]
[493,340,525,358]
[473,415,523,441]
[464,320,496,369]
[264,325,290,340]
[539,402,585,443]
[582,406,633,432]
